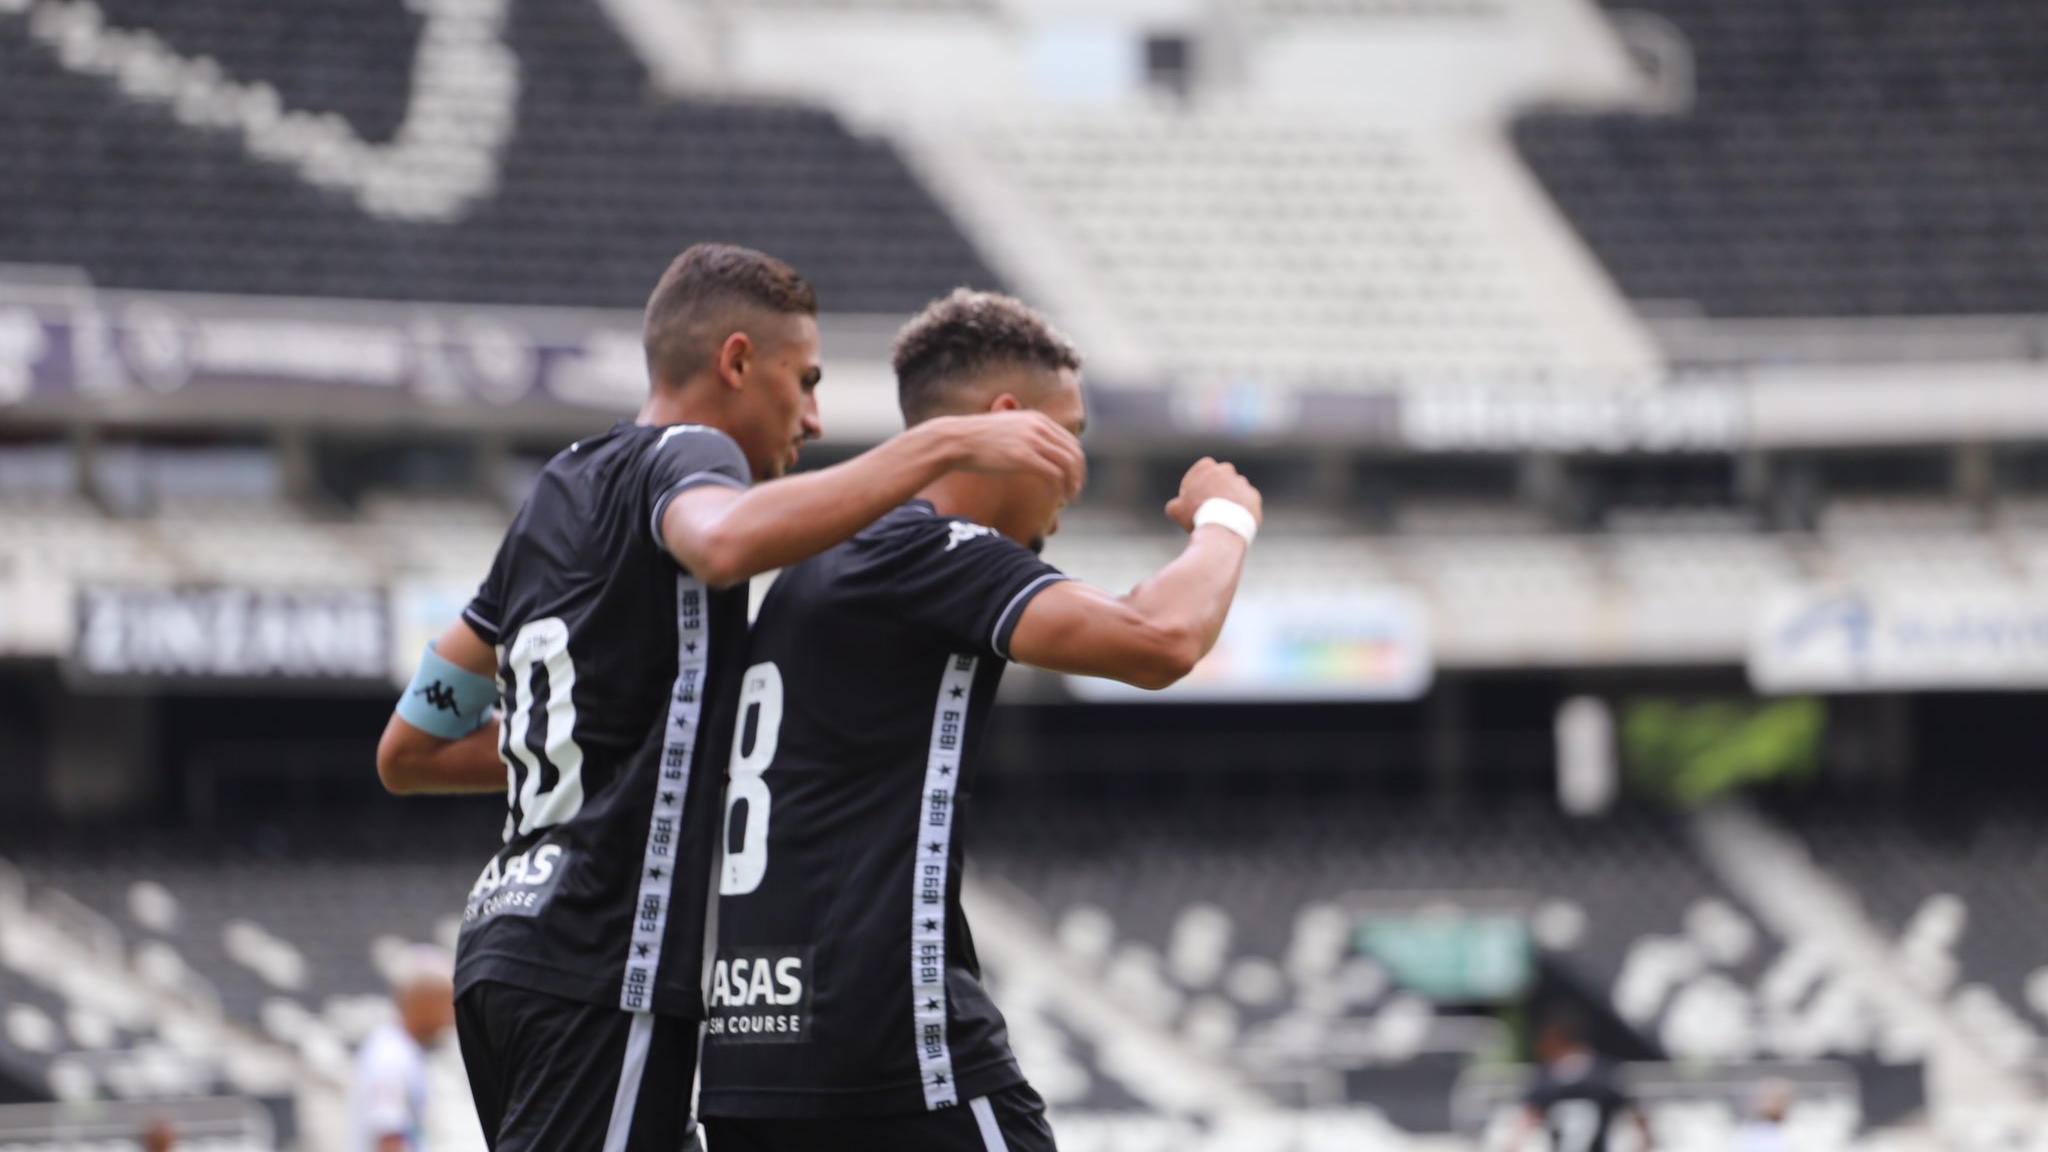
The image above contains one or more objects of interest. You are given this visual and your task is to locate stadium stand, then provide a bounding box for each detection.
[971,791,1900,1081]
[0,802,496,1132]
[8,811,485,1036]
[964,111,1572,383]
[1772,799,2048,1068]
[0,0,997,312]
[1515,0,2048,318]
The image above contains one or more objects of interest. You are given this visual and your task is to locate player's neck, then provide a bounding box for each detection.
[919,475,1012,540]
[636,380,723,428]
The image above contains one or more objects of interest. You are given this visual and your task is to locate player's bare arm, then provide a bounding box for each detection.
[1009,457,1261,690]
[661,409,1085,589]
[376,619,504,795]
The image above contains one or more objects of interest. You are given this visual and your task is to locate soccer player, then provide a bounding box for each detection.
[374,247,1085,1152]
[698,289,1261,1151]
[1502,1012,1651,1152]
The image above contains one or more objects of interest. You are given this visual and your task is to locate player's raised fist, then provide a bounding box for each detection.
[928,411,1087,502]
[1165,457,1262,533]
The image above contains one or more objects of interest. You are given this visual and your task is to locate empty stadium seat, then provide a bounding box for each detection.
[1777,802,2048,1064]
[1516,0,2048,318]
[967,110,1572,383]
[0,0,996,312]
[970,794,1868,1071]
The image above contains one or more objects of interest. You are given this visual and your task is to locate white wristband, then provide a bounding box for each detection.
[1192,498,1257,546]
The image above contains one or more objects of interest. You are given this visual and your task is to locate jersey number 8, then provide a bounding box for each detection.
[500,617,587,838]
[719,661,783,895]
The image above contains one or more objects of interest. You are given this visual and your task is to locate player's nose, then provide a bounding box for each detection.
[801,395,823,441]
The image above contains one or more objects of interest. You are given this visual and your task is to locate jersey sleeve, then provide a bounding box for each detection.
[885,519,1070,661]
[461,535,511,646]
[645,425,751,550]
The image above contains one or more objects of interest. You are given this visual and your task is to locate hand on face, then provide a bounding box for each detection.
[939,411,1087,503]
[1165,457,1263,533]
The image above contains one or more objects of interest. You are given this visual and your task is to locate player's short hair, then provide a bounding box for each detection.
[892,289,1081,424]
[643,244,817,387]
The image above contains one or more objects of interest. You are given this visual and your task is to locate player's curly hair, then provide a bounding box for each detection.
[892,289,1081,423]
[643,244,816,386]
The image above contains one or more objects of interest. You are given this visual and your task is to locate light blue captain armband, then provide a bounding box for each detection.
[396,642,499,739]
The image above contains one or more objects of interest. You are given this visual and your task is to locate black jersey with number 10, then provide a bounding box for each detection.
[455,421,751,1020]
[700,500,1070,1119]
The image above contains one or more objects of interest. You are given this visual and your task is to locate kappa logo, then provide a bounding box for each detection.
[417,680,460,714]
[9,0,519,222]
[944,521,997,553]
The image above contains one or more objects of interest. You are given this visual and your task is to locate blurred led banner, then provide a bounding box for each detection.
[1356,910,1531,1003]
[1401,382,1744,453]
[1750,589,2048,693]
[69,585,390,688]
[0,279,648,426]
[1067,590,1431,702]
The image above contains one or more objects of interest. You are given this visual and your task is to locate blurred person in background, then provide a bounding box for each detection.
[1735,1080,1793,1152]
[348,946,455,1152]
[1498,1010,1652,1152]
[375,245,1084,1151]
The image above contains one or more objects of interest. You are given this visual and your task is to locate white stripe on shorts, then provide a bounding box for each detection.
[970,1096,1011,1152]
[602,1011,656,1152]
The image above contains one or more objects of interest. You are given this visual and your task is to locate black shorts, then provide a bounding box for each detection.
[456,980,703,1152]
[704,1084,1055,1152]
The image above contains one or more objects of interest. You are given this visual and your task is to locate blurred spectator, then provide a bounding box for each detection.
[1500,1010,1653,1152]
[1735,1080,1794,1152]
[348,945,456,1152]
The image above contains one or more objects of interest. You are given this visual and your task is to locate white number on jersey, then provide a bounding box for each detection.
[500,617,587,837]
[719,661,784,895]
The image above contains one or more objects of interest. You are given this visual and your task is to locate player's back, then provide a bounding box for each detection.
[456,420,752,1018]
[701,500,1069,1119]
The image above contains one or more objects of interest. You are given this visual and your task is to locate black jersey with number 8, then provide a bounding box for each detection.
[455,421,751,1020]
[700,500,1069,1119]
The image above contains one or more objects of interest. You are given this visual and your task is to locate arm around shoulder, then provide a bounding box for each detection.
[658,412,1086,589]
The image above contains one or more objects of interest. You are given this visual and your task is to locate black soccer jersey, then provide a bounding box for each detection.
[699,501,1069,1119]
[1526,1056,1634,1152]
[455,420,751,1020]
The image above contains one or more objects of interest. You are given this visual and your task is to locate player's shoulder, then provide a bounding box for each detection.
[549,421,746,477]
[641,422,747,475]
[851,501,1028,563]
[647,421,742,454]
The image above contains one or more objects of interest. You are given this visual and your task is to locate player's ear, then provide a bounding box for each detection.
[988,393,1022,414]
[717,331,752,390]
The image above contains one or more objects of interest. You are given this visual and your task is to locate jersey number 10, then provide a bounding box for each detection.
[499,617,587,838]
